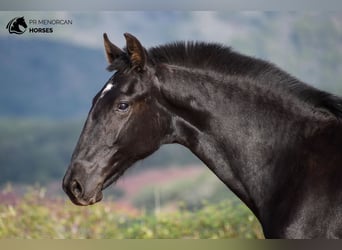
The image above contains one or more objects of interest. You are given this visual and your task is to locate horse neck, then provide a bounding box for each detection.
[156,64,323,222]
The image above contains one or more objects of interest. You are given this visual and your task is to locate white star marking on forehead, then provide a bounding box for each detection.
[100,83,114,99]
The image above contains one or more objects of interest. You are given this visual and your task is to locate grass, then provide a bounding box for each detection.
[0,188,263,239]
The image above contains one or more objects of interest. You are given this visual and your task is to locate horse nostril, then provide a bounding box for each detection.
[71,179,83,198]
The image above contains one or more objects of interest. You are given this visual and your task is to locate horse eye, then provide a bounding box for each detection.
[117,102,129,112]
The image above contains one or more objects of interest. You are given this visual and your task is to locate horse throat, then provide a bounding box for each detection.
[155,66,279,217]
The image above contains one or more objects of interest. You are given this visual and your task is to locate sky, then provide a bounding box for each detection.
[1,0,342,11]
[0,12,339,49]
[1,12,255,48]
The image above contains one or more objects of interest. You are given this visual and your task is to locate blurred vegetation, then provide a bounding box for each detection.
[132,172,237,211]
[0,188,263,239]
[0,118,79,184]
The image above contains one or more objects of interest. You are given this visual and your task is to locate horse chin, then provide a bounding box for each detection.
[101,162,133,191]
[102,173,119,190]
[102,167,128,190]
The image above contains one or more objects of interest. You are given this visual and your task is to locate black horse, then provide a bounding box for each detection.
[63,33,342,238]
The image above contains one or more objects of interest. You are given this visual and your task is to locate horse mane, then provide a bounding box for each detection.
[148,41,342,119]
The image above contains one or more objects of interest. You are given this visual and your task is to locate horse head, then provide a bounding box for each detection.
[63,33,171,205]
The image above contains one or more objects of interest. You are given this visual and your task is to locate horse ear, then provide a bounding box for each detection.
[124,33,146,71]
[103,33,124,65]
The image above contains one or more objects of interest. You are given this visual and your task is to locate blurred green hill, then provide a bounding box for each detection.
[0,38,107,118]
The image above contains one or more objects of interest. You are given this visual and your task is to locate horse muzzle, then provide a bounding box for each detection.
[62,160,105,206]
